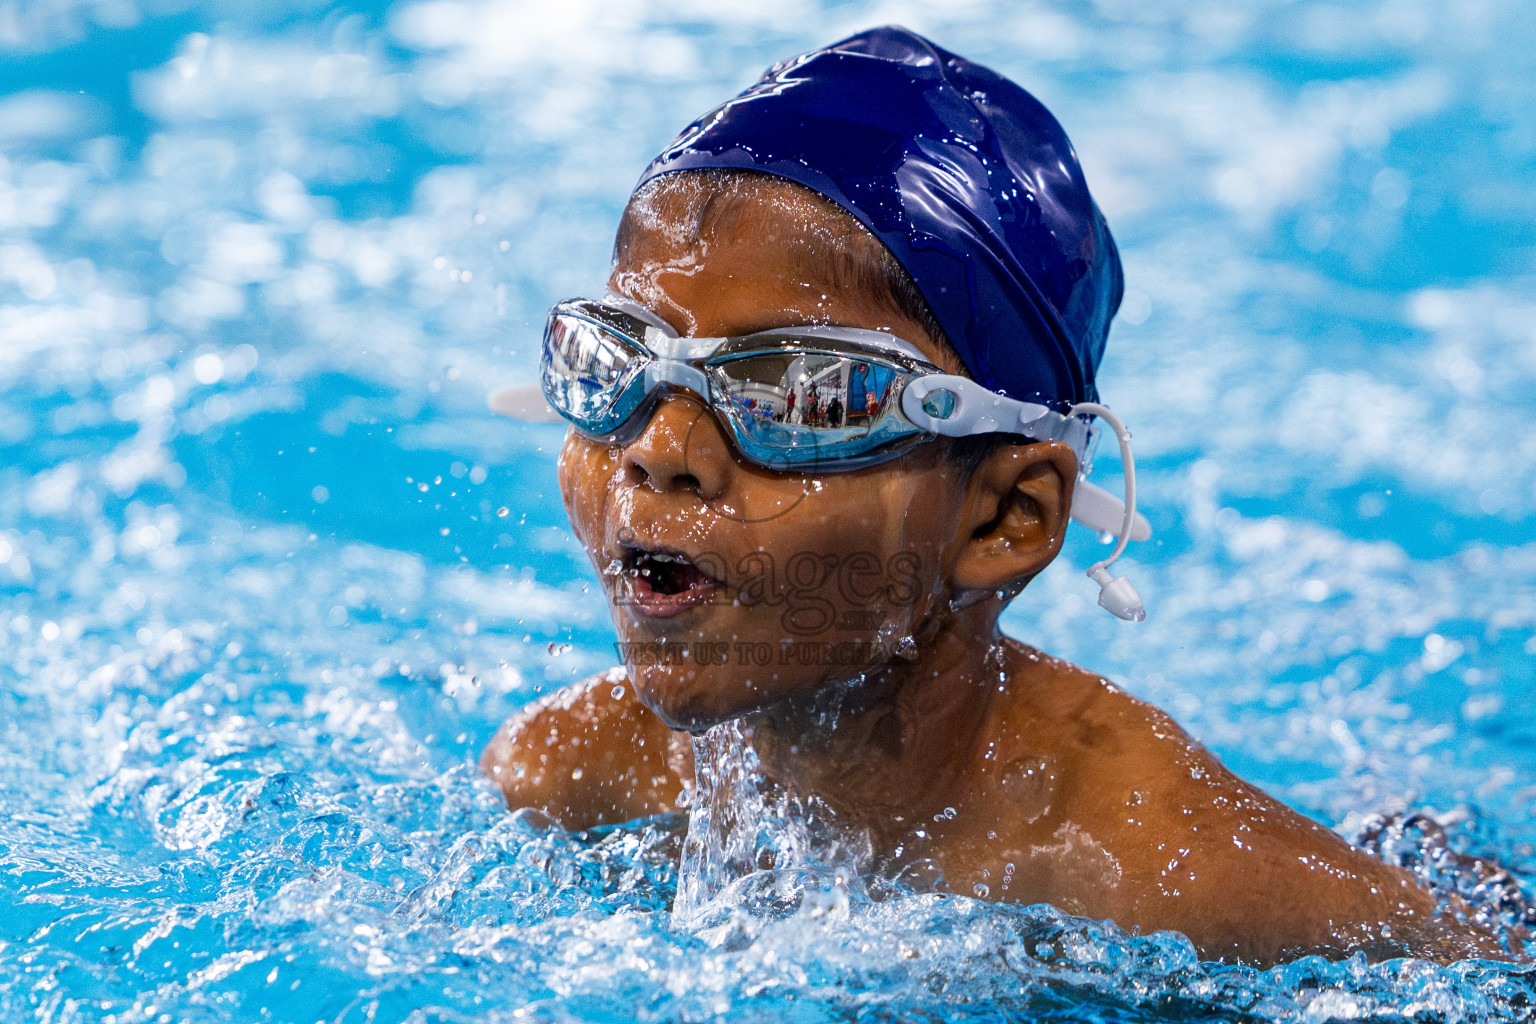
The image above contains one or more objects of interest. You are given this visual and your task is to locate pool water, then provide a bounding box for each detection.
[4,0,1536,1020]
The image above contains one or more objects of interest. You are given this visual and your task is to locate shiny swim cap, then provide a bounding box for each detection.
[639,26,1123,408]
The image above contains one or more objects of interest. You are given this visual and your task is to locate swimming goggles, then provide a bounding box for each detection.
[490,294,1153,620]
[535,294,1096,472]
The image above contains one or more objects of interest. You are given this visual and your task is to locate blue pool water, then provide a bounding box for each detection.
[4,1,1536,1020]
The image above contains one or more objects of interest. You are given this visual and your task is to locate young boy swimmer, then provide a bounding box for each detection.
[482,27,1507,964]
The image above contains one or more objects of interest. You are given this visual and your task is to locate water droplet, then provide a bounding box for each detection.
[496,506,509,517]
[895,636,918,661]
[973,883,990,898]
[548,642,572,657]
[610,684,626,700]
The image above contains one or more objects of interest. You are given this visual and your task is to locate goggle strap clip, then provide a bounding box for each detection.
[901,374,1074,452]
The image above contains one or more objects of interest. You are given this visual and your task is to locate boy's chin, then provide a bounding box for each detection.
[630,665,781,734]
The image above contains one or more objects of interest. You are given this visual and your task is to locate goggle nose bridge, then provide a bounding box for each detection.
[641,359,711,400]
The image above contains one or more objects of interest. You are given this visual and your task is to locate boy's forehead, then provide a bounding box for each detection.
[612,177,955,370]
[620,178,862,273]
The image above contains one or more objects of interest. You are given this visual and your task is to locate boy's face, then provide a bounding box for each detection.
[557,181,1030,732]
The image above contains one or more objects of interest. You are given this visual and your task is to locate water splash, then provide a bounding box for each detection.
[6,0,1536,1020]
[673,719,875,926]
[1354,810,1536,953]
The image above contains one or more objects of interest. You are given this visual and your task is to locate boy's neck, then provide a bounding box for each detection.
[739,599,1009,843]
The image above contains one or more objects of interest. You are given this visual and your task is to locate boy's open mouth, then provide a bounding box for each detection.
[619,545,721,618]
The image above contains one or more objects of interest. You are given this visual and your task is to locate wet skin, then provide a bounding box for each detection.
[482,179,1509,965]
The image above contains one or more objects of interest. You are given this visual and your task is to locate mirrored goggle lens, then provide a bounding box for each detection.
[707,351,920,464]
[540,313,647,433]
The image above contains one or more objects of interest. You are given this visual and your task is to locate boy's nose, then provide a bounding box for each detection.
[620,395,730,499]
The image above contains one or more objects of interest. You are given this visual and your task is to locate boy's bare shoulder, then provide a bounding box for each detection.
[985,638,1359,855]
[977,639,1505,962]
[989,638,1195,764]
[479,668,691,829]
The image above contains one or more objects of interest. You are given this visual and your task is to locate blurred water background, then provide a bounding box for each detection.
[3,0,1536,1020]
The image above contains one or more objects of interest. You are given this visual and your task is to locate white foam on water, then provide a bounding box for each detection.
[4,1,1536,1020]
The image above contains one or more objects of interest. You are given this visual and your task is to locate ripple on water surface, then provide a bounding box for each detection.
[4,0,1536,1021]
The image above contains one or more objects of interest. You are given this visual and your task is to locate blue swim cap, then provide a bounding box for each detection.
[638,25,1123,409]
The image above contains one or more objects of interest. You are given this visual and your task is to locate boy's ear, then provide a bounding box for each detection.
[949,441,1077,594]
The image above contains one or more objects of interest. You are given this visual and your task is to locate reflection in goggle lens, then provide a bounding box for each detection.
[541,316,640,425]
[710,352,902,450]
